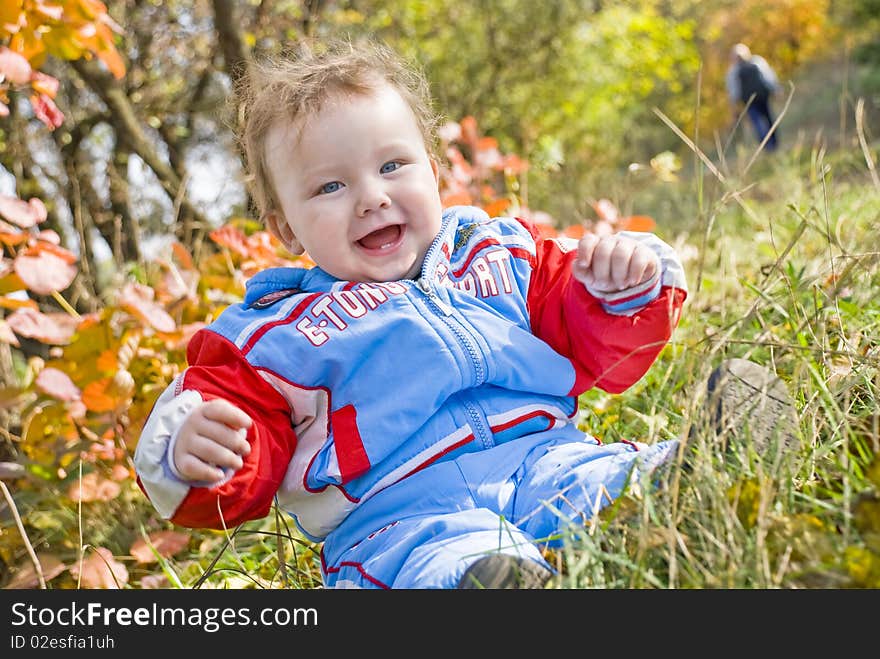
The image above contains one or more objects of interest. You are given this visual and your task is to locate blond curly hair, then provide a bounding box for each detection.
[233,38,440,222]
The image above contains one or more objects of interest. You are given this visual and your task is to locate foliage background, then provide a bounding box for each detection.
[0,0,878,589]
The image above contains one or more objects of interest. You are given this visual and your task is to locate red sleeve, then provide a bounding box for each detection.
[169,330,297,529]
[524,227,686,396]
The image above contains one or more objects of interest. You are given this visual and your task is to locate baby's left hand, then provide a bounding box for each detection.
[572,233,659,293]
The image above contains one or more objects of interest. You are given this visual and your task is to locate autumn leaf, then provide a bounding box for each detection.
[130,530,190,564]
[0,318,20,346]
[441,191,473,208]
[30,93,64,128]
[35,366,81,401]
[3,553,67,589]
[118,282,176,333]
[139,574,170,589]
[619,215,657,232]
[29,71,59,98]
[593,199,620,223]
[0,194,47,227]
[14,246,78,294]
[70,547,129,589]
[7,307,80,344]
[563,224,587,239]
[209,224,252,258]
[481,198,511,218]
[67,471,122,502]
[81,370,135,413]
[0,45,32,84]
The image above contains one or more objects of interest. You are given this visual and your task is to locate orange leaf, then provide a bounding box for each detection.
[481,198,511,218]
[0,231,30,248]
[67,471,122,502]
[171,241,194,270]
[563,224,587,239]
[0,296,38,311]
[502,154,529,174]
[36,366,81,401]
[0,267,27,295]
[29,71,59,98]
[441,191,473,208]
[460,116,479,146]
[619,215,657,232]
[130,530,190,564]
[96,42,125,79]
[81,377,116,413]
[70,547,129,589]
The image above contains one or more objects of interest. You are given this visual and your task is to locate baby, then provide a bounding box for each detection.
[134,39,688,589]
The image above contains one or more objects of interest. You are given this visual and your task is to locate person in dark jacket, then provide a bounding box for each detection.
[726,43,781,151]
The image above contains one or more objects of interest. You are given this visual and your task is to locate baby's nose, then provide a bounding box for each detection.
[356,182,392,216]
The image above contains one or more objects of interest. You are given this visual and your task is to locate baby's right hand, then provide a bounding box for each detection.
[172,399,253,483]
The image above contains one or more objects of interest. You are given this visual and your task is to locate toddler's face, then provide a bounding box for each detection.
[263,84,443,282]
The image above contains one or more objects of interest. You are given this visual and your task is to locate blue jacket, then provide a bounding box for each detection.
[134,205,688,541]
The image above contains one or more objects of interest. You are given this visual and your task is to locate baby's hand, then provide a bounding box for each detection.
[172,399,253,483]
[572,233,659,293]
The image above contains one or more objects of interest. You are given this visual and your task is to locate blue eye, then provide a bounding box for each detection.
[380,161,401,174]
[319,181,342,195]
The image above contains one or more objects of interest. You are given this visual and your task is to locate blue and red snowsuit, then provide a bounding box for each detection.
[134,205,688,588]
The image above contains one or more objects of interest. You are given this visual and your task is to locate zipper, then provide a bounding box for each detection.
[411,224,492,448]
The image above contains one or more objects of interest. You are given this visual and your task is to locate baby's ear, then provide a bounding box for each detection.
[264,210,304,255]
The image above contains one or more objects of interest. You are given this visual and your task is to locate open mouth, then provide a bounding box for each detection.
[356,224,404,252]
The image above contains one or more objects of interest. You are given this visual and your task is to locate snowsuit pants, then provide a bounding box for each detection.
[321,428,680,589]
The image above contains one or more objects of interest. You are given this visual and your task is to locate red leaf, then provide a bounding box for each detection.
[70,548,129,589]
[36,367,81,401]
[14,249,77,294]
[0,195,47,228]
[118,282,176,333]
[6,308,79,344]
[30,93,64,129]
[209,224,250,257]
[130,531,190,564]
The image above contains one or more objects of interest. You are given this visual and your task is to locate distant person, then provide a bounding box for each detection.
[726,43,781,151]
